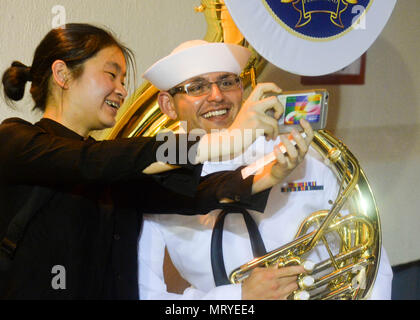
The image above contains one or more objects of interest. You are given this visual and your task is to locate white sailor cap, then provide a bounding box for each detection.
[142,40,251,91]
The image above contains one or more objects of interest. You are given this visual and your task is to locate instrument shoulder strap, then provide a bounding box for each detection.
[211,206,267,286]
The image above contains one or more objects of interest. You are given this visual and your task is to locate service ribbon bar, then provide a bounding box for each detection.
[281,181,324,192]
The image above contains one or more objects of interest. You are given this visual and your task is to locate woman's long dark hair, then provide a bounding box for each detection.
[2,23,136,111]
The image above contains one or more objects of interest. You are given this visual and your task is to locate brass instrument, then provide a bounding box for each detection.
[229,130,381,300]
[106,0,382,299]
[99,0,266,141]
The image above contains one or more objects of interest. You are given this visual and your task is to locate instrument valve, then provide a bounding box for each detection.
[293,290,310,300]
[302,260,316,273]
[298,275,315,290]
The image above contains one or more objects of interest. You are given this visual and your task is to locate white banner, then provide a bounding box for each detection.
[225,0,397,76]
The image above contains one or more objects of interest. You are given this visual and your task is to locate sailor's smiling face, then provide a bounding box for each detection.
[161,72,243,133]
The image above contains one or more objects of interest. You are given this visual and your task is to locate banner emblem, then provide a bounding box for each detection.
[263,0,373,40]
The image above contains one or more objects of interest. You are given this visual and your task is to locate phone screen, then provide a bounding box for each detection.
[281,93,322,124]
[277,90,328,132]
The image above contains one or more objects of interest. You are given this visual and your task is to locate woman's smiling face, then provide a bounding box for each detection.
[66,45,128,133]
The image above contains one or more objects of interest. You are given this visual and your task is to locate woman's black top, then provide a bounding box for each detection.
[0,118,268,299]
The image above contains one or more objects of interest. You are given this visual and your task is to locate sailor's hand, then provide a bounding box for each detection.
[270,119,314,180]
[242,265,305,300]
[230,82,283,143]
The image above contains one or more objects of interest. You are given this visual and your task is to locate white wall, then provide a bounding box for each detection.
[0,0,207,122]
[0,0,419,265]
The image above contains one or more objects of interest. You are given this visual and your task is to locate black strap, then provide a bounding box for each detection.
[0,186,55,271]
[210,206,267,286]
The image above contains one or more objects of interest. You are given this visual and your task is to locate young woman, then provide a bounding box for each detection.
[0,24,280,299]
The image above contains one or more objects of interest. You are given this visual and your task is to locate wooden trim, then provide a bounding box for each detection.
[301,53,366,85]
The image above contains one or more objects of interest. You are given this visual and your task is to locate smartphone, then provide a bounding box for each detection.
[277,89,329,133]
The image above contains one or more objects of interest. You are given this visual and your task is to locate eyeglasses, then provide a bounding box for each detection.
[168,75,242,97]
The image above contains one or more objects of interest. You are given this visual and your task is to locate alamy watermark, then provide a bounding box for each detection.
[51,5,66,29]
[51,265,66,290]
[352,5,367,30]
[155,121,268,168]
